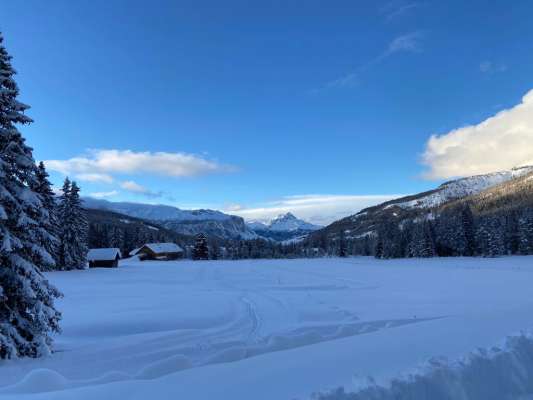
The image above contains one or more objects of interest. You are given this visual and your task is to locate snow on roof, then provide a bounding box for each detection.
[87,248,121,261]
[142,243,184,254]
[129,247,141,256]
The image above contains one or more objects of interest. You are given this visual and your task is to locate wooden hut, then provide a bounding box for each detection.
[87,248,121,268]
[135,243,184,261]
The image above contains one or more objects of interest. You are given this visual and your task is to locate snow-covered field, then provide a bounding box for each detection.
[2,257,533,399]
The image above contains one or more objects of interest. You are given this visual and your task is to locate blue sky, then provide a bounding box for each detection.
[3,0,533,224]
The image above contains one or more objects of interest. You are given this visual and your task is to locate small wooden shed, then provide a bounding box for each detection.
[135,243,184,261]
[87,248,121,268]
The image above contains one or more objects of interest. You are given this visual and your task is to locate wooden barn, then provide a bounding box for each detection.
[87,248,121,268]
[132,243,184,261]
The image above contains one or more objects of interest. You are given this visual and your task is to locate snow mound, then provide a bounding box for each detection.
[314,332,533,400]
[0,369,132,395]
[135,355,192,380]
[2,369,69,394]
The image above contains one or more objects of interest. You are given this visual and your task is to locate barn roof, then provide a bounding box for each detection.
[143,243,184,254]
[88,248,122,261]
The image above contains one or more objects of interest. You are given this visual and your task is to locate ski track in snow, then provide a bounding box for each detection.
[2,256,533,399]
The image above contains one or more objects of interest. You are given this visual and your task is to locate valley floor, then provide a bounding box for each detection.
[2,256,533,399]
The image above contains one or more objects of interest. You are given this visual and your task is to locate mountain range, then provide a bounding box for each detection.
[82,198,320,241]
[83,165,533,249]
[82,198,258,240]
[246,213,322,241]
[308,165,533,256]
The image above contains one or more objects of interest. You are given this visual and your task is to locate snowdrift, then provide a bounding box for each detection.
[315,332,533,400]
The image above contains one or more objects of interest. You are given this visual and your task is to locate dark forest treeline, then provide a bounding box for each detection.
[306,172,533,259]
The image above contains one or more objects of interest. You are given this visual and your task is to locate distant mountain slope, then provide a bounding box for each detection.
[83,198,258,240]
[393,165,533,209]
[247,213,322,241]
[314,166,533,240]
[161,216,259,240]
[268,213,321,232]
[86,208,192,254]
[307,166,533,257]
[83,198,232,221]
[443,168,533,215]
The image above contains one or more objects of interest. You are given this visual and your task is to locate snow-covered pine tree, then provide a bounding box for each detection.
[57,178,74,269]
[0,32,62,358]
[460,204,476,256]
[409,221,435,258]
[108,226,123,249]
[69,181,88,268]
[57,179,88,269]
[32,161,59,269]
[193,233,209,260]
[477,216,505,257]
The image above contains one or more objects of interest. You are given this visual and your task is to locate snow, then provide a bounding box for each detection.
[2,256,533,399]
[247,213,321,233]
[82,198,234,222]
[268,212,321,232]
[86,248,121,261]
[246,220,269,230]
[129,247,141,256]
[143,242,183,253]
[396,166,533,209]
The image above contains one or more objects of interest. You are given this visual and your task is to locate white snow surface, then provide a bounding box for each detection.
[86,248,121,261]
[2,257,533,399]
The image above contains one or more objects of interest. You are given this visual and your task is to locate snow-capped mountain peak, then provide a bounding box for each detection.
[81,198,259,240]
[267,213,321,232]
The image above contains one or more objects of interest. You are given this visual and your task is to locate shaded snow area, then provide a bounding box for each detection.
[2,257,533,399]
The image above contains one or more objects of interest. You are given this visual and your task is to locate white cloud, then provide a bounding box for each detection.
[386,32,422,54]
[75,173,114,183]
[325,73,359,90]
[89,190,119,199]
[422,89,533,179]
[120,180,162,198]
[224,203,244,212]
[380,1,421,22]
[226,194,404,225]
[120,180,148,193]
[45,149,235,179]
[479,61,507,74]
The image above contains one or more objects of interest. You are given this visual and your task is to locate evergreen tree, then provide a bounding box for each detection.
[108,226,123,249]
[211,243,220,260]
[518,210,533,255]
[193,233,209,260]
[460,204,476,256]
[409,221,435,258]
[0,33,62,358]
[33,161,59,269]
[57,179,88,269]
[374,233,384,259]
[69,181,88,266]
[477,217,505,257]
[338,230,348,257]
